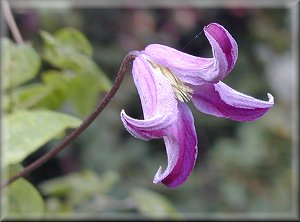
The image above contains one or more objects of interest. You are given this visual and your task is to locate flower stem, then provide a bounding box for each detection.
[1,51,138,189]
[2,0,24,44]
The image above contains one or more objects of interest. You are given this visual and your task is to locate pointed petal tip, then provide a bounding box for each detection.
[153,168,181,188]
[121,109,178,140]
[203,22,238,77]
[204,22,223,30]
[151,103,198,189]
[143,22,238,84]
[267,93,275,104]
[153,166,163,184]
[204,23,229,35]
[192,82,275,122]
[120,109,130,124]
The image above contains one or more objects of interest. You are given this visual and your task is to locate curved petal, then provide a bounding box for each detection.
[131,56,177,119]
[191,81,274,121]
[121,56,178,140]
[204,23,238,76]
[143,23,238,85]
[153,102,198,188]
[120,110,175,140]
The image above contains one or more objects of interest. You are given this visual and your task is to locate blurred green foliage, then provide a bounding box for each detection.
[2,38,40,90]
[2,4,296,221]
[4,165,46,219]
[3,110,81,165]
[131,188,180,219]
[2,26,113,219]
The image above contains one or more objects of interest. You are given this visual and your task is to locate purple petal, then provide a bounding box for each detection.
[131,56,177,119]
[121,110,175,140]
[153,102,198,188]
[204,23,238,75]
[191,81,274,121]
[142,23,238,85]
[121,56,178,140]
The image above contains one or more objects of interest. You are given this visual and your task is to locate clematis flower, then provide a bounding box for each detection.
[120,23,274,188]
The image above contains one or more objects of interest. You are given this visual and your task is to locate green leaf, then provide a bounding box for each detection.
[4,71,68,112]
[40,30,111,91]
[4,164,45,218]
[54,27,93,56]
[39,170,119,196]
[6,69,110,115]
[40,30,87,70]
[44,197,72,215]
[3,110,82,166]
[1,38,41,90]
[64,73,106,115]
[39,170,119,207]
[42,70,109,116]
[42,70,68,89]
[4,83,58,112]
[131,188,180,219]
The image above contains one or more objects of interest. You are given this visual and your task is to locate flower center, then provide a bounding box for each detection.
[147,60,193,102]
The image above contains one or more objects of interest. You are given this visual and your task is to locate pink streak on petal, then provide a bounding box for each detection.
[143,23,238,85]
[121,56,178,140]
[204,23,237,73]
[153,102,198,188]
[191,81,274,121]
[132,56,177,119]
[120,110,175,140]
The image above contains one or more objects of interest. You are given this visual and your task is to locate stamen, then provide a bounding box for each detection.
[147,60,193,102]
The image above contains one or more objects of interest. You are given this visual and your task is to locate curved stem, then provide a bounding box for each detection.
[2,0,24,44]
[1,51,139,189]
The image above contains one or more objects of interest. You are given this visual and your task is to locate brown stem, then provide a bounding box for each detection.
[2,0,24,44]
[1,51,139,189]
